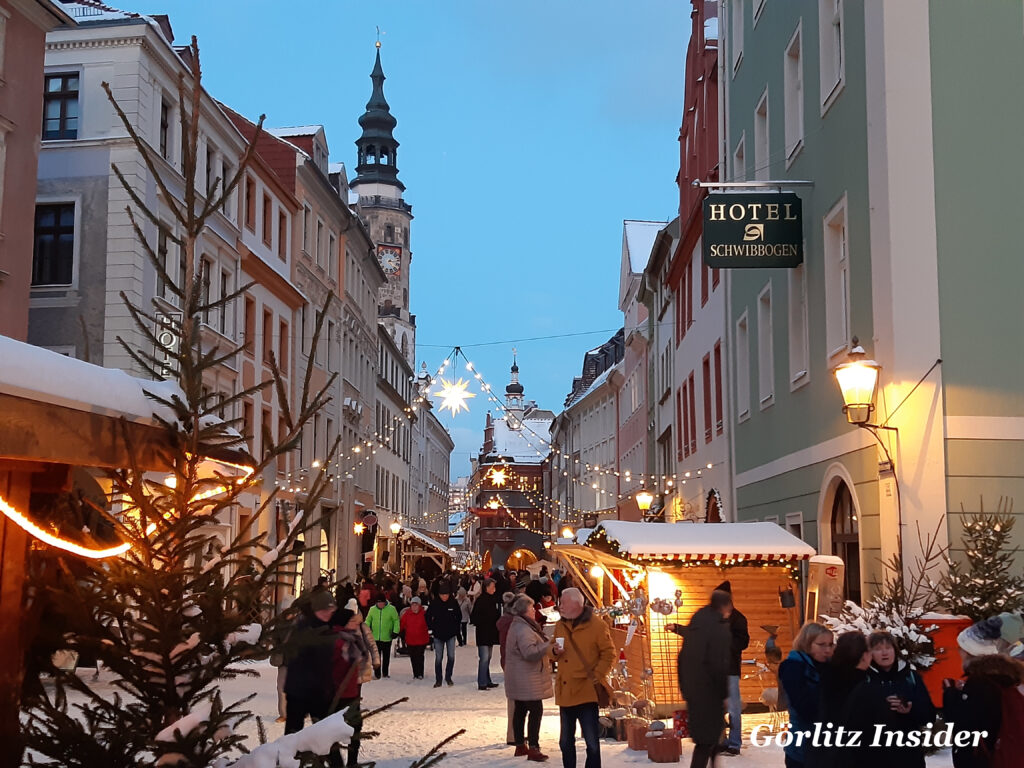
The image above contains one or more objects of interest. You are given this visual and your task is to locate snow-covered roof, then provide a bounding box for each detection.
[593,520,817,561]
[0,335,181,425]
[269,125,323,138]
[623,220,666,274]
[404,527,452,556]
[485,414,553,463]
[328,162,346,175]
[566,363,620,409]
[61,1,140,23]
[704,16,719,42]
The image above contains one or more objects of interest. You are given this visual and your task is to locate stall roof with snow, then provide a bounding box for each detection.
[403,527,453,556]
[592,520,816,562]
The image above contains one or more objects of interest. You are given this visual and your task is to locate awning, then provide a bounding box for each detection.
[403,527,453,557]
[595,520,816,561]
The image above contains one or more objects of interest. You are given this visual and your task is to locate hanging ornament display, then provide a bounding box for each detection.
[433,377,476,416]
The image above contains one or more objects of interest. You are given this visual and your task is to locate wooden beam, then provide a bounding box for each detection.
[0,469,30,768]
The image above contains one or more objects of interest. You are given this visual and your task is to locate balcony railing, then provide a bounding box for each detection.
[356,194,412,214]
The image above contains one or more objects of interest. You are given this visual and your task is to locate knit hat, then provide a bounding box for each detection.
[335,607,355,626]
[345,598,359,612]
[410,596,422,605]
[501,591,516,607]
[375,592,388,604]
[311,590,337,613]
[436,581,452,595]
[958,617,1003,657]
[997,612,1024,644]
[715,580,732,594]
[509,594,535,616]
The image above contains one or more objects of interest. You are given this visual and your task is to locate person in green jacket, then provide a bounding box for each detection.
[366,593,401,678]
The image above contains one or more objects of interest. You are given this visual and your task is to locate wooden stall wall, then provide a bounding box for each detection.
[643,565,798,714]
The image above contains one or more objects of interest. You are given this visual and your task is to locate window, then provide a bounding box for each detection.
[262,194,272,245]
[326,319,335,370]
[219,269,230,335]
[819,0,845,111]
[199,258,212,323]
[279,320,289,377]
[316,219,325,266]
[205,144,216,195]
[788,264,809,385]
[159,98,171,159]
[43,73,79,140]
[713,341,724,435]
[243,295,255,355]
[702,354,713,444]
[384,223,394,243]
[244,176,256,231]
[157,227,172,299]
[277,212,287,260]
[221,161,233,214]
[687,372,697,455]
[784,25,804,163]
[328,232,337,279]
[758,284,774,406]
[302,206,312,254]
[262,407,272,455]
[262,309,273,363]
[32,203,75,286]
[754,89,769,181]
[677,386,686,459]
[736,313,750,419]
[824,196,850,358]
[732,134,746,182]
[701,246,709,307]
[731,0,744,73]
[242,400,254,450]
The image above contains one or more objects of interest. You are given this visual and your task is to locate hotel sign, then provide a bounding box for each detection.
[703,192,803,268]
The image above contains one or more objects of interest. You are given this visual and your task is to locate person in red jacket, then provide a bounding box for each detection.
[332,608,369,768]
[400,596,431,680]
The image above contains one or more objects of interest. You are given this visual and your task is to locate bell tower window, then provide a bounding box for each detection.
[384,224,394,243]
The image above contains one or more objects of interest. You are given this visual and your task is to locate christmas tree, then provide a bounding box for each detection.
[19,38,341,768]
[939,498,1024,621]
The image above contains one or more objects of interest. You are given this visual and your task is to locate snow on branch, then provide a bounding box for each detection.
[223,710,354,768]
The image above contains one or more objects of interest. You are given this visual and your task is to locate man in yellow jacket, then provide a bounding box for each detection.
[552,588,615,768]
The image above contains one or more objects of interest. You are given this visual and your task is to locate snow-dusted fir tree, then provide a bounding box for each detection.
[19,38,342,768]
[939,498,1024,621]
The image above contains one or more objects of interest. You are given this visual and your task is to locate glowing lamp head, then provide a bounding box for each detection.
[543,541,552,549]
[635,491,654,512]
[353,522,366,535]
[589,565,604,579]
[833,340,881,424]
[561,526,574,539]
[389,521,401,535]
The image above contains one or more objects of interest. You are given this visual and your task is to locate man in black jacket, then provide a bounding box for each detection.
[715,581,749,756]
[470,578,501,690]
[668,589,733,768]
[426,580,461,687]
[283,589,339,733]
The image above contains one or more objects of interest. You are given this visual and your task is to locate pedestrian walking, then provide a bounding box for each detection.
[471,578,501,689]
[456,587,472,646]
[505,594,553,762]
[400,596,430,679]
[778,623,834,768]
[366,593,401,678]
[552,587,614,768]
[269,596,298,724]
[714,581,748,756]
[426,580,461,687]
[283,590,339,733]
[666,587,732,768]
[330,607,370,768]
[468,574,482,603]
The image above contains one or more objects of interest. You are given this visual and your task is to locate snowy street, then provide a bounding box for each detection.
[61,629,955,768]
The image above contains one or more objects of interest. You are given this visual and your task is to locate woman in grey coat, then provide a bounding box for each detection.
[504,594,553,762]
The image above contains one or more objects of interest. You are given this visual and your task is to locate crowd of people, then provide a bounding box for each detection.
[270,565,607,766]
[270,565,1024,768]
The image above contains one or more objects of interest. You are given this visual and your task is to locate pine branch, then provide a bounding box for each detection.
[408,729,466,768]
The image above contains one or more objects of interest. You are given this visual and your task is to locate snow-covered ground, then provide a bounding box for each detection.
[54,637,956,767]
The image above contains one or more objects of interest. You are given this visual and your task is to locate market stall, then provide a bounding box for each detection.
[553,520,815,717]
[399,527,453,578]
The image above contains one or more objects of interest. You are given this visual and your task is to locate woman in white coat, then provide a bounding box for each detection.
[504,594,553,762]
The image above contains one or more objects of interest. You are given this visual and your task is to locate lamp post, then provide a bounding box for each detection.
[635,490,654,515]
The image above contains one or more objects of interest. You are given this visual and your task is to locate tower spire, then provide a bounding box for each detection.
[353,42,403,190]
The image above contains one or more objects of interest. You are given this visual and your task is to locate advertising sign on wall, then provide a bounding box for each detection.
[703,192,803,268]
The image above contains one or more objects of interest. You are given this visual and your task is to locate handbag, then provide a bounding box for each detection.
[563,630,611,707]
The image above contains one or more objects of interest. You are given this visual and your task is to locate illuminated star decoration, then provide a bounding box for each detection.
[488,467,508,487]
[433,377,476,416]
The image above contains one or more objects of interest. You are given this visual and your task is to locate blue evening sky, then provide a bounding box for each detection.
[129,0,688,478]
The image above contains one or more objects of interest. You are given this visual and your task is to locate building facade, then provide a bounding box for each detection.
[721,0,1024,600]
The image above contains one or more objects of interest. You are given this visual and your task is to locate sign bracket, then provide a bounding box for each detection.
[692,179,815,188]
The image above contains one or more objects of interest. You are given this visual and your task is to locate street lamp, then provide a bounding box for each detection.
[635,491,655,513]
[832,338,881,425]
[389,521,401,535]
[353,522,366,535]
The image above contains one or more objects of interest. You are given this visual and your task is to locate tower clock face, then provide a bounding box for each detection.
[377,245,402,278]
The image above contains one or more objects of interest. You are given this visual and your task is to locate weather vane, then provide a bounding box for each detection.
[375,25,382,49]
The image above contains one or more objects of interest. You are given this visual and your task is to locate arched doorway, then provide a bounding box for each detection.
[830,481,861,605]
[509,548,538,569]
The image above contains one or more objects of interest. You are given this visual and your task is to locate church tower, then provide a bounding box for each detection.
[505,353,525,428]
[352,43,416,366]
